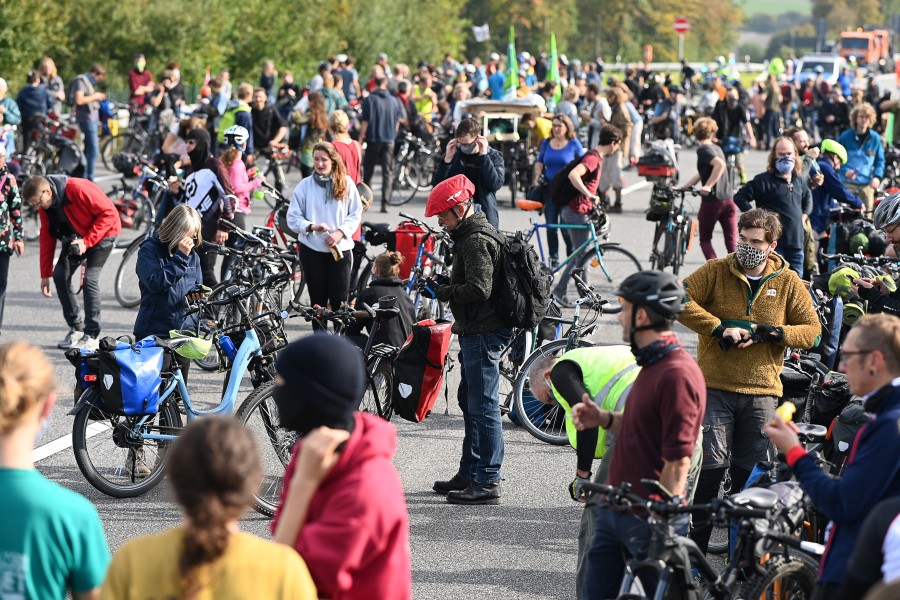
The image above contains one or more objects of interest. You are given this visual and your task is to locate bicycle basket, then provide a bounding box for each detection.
[168,330,213,360]
[112,152,140,176]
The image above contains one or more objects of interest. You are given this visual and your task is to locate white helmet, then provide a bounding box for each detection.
[223,125,249,150]
[874,192,900,231]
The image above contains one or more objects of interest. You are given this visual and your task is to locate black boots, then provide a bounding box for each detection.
[446,483,501,505]
[432,474,471,495]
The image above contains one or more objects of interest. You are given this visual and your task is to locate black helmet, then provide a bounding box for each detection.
[614,270,685,319]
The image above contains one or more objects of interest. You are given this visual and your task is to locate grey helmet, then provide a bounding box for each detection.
[874,192,900,231]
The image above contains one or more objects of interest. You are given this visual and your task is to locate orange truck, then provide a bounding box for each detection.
[839,29,893,73]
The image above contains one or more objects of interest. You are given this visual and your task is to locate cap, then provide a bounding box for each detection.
[490,52,500,62]
[336,53,348,63]
[425,175,476,217]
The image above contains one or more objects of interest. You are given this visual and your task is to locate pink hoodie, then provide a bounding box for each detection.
[271,413,412,600]
[227,158,264,214]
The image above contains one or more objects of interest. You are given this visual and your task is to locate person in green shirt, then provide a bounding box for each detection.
[0,341,109,599]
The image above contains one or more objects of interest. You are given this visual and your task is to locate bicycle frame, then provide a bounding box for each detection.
[527,219,617,282]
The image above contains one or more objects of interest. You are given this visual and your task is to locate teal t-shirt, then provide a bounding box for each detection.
[0,468,110,599]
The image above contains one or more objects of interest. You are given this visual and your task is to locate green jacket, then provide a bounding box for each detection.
[679,252,820,396]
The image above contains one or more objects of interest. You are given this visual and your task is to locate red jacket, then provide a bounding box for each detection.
[39,177,121,278]
[272,413,412,600]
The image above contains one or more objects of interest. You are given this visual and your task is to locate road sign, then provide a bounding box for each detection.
[673,17,690,34]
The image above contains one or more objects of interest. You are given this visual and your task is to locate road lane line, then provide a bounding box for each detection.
[33,422,111,462]
[622,180,651,196]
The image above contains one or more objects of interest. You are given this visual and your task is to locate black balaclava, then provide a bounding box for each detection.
[186,128,212,171]
[273,335,366,436]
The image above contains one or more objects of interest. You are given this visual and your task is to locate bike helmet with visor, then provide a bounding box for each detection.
[874,191,900,231]
[223,125,250,152]
[425,174,475,217]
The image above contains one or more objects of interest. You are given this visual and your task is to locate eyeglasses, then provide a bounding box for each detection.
[883,223,900,237]
[839,349,877,364]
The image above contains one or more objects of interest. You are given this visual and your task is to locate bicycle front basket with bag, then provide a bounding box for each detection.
[97,336,165,415]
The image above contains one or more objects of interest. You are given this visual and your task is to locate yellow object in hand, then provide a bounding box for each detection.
[774,402,796,423]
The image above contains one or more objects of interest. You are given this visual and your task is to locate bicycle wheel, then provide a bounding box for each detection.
[388,161,420,206]
[578,244,643,314]
[236,381,299,517]
[21,204,41,242]
[72,387,181,497]
[649,224,665,271]
[114,235,146,308]
[194,284,243,372]
[511,338,595,445]
[741,553,818,599]
[100,133,126,171]
[360,357,394,420]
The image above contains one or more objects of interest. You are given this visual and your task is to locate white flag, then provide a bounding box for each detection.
[472,24,491,43]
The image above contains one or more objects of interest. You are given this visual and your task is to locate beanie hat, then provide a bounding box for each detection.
[274,335,366,433]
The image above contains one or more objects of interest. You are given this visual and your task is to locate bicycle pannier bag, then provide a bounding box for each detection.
[394,221,433,280]
[460,227,554,329]
[98,336,165,415]
[392,319,452,422]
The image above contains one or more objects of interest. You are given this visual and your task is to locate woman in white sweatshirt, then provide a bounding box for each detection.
[286,142,362,319]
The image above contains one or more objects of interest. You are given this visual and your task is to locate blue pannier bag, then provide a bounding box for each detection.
[97,336,165,415]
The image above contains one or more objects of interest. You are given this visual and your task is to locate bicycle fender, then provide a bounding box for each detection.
[68,387,100,416]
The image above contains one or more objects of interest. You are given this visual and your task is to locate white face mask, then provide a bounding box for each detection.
[35,415,52,445]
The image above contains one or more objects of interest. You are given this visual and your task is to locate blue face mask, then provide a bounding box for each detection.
[775,156,795,175]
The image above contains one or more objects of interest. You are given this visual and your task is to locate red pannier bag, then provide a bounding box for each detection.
[393,221,433,280]
[392,319,452,422]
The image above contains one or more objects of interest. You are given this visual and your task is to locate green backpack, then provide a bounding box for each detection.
[217,103,250,144]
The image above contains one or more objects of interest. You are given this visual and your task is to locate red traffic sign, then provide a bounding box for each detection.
[673,17,690,34]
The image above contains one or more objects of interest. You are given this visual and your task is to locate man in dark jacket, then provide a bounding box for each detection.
[423,175,512,504]
[432,117,505,228]
[22,174,121,350]
[360,76,406,213]
[810,139,862,235]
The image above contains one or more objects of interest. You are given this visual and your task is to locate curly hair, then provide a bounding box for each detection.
[766,137,802,176]
[738,208,783,243]
[168,417,261,600]
[850,102,877,127]
[313,141,349,201]
[692,117,718,142]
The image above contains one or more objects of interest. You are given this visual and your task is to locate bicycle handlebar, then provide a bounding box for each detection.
[581,482,772,521]
[184,270,291,315]
[398,212,440,235]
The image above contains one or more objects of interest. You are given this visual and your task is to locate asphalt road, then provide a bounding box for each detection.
[17,146,772,599]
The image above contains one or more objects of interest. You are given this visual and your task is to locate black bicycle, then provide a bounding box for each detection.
[647,186,698,275]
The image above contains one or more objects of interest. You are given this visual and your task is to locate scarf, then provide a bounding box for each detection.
[633,332,682,367]
[312,171,334,197]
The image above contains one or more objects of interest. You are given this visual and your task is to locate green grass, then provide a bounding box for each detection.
[736,0,811,17]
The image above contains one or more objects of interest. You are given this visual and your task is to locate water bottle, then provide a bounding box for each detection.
[219,334,238,363]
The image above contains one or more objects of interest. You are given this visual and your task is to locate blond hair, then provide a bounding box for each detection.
[328,110,350,134]
[158,205,203,255]
[0,342,56,434]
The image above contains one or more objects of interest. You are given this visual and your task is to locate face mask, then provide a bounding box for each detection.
[727,98,737,106]
[35,415,52,445]
[135,60,146,71]
[171,69,180,80]
[736,242,769,270]
[775,156,794,175]
[458,142,477,154]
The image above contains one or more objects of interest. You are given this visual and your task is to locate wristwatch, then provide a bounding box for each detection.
[306,224,313,234]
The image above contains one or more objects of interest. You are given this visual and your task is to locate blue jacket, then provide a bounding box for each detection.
[837,128,884,187]
[133,236,203,340]
[810,157,863,233]
[792,384,900,583]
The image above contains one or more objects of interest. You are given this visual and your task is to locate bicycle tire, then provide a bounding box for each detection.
[194,283,243,372]
[114,235,146,308]
[387,161,420,206]
[360,357,394,421]
[100,133,126,171]
[672,226,685,276]
[578,244,643,314]
[72,388,180,497]
[236,381,298,517]
[740,552,819,599]
[509,168,518,206]
[511,338,595,445]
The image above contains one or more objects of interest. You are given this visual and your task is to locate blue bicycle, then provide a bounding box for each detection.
[69,271,294,517]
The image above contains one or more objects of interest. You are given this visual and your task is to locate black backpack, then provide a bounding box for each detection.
[460,226,553,329]
[548,149,601,207]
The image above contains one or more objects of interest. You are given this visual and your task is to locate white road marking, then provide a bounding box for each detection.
[33,422,111,462]
[622,180,651,196]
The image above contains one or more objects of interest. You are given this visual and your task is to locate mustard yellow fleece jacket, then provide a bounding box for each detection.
[679,253,821,396]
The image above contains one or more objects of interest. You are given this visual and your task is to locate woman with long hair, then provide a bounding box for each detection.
[293,91,328,178]
[39,56,65,115]
[0,341,109,599]
[286,142,362,320]
[101,417,317,599]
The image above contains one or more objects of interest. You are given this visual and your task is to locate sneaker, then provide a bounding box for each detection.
[125,448,151,479]
[447,483,502,505]
[433,473,472,495]
[57,329,83,349]
[72,335,99,352]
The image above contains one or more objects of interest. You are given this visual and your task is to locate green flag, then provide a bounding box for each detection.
[505,25,517,100]
[549,33,561,106]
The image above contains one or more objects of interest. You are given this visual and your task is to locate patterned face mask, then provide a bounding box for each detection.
[736,242,768,269]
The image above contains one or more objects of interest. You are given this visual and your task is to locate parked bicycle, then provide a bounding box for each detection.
[647,186,699,275]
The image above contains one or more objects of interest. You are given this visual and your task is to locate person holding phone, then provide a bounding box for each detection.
[0,145,22,337]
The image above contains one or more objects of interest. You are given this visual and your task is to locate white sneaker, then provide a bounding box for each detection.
[58,329,84,349]
[72,335,99,352]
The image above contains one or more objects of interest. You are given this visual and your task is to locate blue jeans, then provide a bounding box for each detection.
[582,506,690,600]
[456,329,513,484]
[776,246,804,278]
[542,190,572,262]
[474,195,499,229]
[79,120,99,181]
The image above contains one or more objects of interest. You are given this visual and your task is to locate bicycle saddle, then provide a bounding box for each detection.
[730,487,779,510]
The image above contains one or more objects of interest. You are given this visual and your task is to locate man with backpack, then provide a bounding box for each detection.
[422,175,513,505]
[217,83,254,157]
[68,64,107,181]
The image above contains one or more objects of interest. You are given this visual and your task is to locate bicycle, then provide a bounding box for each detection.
[509,270,604,445]
[387,132,425,206]
[721,136,745,192]
[256,145,292,202]
[68,271,294,517]
[647,187,699,275]
[516,199,642,314]
[396,212,451,321]
[584,478,821,600]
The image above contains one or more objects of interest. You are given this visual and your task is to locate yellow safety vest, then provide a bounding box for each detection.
[550,345,640,458]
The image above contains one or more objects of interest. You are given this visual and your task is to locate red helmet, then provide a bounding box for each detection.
[425,175,475,217]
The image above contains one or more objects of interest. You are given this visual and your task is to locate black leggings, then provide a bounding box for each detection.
[298,244,351,328]
[689,464,752,554]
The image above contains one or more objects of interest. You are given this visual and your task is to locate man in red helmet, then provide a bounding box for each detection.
[423,174,513,505]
